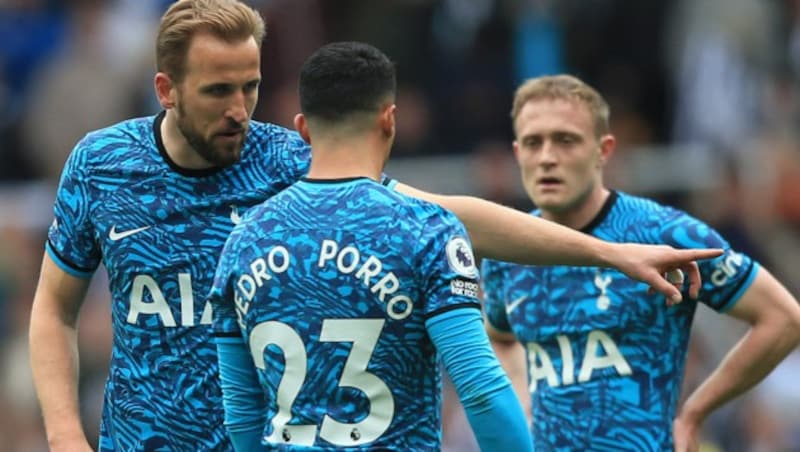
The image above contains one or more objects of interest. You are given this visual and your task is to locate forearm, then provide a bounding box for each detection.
[428,309,533,451]
[215,337,267,451]
[680,321,800,423]
[29,307,86,446]
[463,385,533,451]
[402,189,613,265]
[28,255,93,449]
[490,337,531,422]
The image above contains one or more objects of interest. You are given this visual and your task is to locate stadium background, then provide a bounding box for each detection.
[1,0,799,450]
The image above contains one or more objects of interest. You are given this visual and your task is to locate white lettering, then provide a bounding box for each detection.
[578,330,632,382]
[386,295,413,320]
[450,280,479,298]
[179,272,194,326]
[237,246,291,303]
[250,258,272,287]
[315,239,414,319]
[234,290,249,329]
[355,255,382,286]
[319,240,338,267]
[371,273,399,302]
[200,299,213,324]
[527,330,632,392]
[527,342,558,392]
[268,246,290,273]
[556,335,575,385]
[237,274,257,301]
[128,274,177,326]
[711,252,744,286]
[337,246,360,274]
[128,273,213,327]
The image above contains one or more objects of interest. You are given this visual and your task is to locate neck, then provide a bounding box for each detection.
[541,186,610,230]
[306,133,386,181]
[161,110,213,169]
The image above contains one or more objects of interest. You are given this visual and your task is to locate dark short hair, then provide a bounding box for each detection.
[299,41,396,122]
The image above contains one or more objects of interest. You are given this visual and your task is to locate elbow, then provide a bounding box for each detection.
[787,308,800,347]
[766,304,800,352]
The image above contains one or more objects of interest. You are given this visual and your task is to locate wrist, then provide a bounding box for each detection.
[677,401,707,425]
[46,426,88,448]
[593,240,617,269]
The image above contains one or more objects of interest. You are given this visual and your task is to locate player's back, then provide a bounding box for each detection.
[222,177,463,450]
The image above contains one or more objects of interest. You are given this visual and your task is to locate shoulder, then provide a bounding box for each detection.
[613,191,682,218]
[82,116,154,146]
[601,191,694,227]
[243,121,310,176]
[246,120,308,151]
[612,191,726,248]
[393,191,466,232]
[67,116,156,169]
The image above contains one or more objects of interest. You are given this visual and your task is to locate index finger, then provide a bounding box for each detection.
[672,248,724,262]
[670,248,722,299]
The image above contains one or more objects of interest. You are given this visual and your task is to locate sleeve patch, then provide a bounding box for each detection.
[446,236,478,279]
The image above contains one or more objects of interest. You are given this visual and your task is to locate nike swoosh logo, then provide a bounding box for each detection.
[505,295,527,315]
[230,205,241,225]
[109,225,151,241]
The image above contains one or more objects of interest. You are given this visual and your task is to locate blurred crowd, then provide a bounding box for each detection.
[1,0,800,451]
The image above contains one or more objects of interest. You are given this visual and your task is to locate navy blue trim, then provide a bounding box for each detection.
[580,190,618,234]
[300,176,374,184]
[425,302,481,320]
[46,238,96,273]
[717,260,756,311]
[214,331,244,338]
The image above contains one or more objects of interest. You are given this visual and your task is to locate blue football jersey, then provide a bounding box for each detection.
[481,191,759,451]
[209,177,482,450]
[46,112,310,451]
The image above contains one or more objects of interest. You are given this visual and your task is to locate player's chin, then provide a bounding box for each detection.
[530,192,563,211]
[212,146,243,167]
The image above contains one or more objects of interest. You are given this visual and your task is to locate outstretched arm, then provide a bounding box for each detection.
[29,253,93,452]
[397,185,722,303]
[673,268,800,452]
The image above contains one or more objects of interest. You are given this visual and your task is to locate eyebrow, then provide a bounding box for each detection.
[199,79,261,91]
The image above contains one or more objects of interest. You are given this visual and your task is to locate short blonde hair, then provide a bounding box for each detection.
[156,0,266,82]
[511,74,610,138]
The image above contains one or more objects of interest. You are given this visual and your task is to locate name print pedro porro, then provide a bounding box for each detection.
[233,239,417,323]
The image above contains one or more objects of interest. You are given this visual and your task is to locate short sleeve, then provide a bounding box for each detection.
[659,212,758,312]
[46,136,101,278]
[416,210,481,319]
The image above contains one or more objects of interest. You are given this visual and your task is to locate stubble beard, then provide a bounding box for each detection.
[176,103,245,168]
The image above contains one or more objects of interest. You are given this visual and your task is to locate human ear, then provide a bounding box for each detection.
[597,134,616,167]
[293,113,311,144]
[154,73,176,109]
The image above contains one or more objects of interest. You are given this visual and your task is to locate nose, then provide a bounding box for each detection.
[538,141,557,166]
[226,91,248,124]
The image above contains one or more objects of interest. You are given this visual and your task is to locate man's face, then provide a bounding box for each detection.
[512,98,607,216]
[173,33,261,167]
